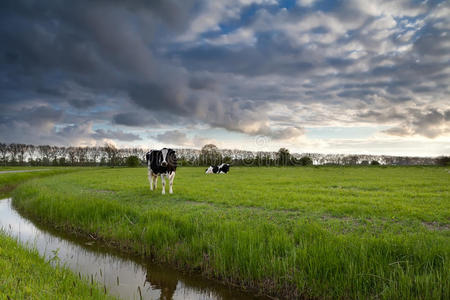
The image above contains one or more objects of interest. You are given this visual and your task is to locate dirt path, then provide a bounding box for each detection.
[0,169,49,174]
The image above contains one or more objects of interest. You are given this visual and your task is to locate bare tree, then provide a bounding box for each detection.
[57,146,67,165]
[200,144,221,165]
[27,144,36,164]
[16,144,29,165]
[76,147,89,165]
[0,143,8,166]
[48,146,60,165]
[88,146,101,165]
[38,145,51,160]
[8,143,20,164]
[67,147,77,165]
[104,143,119,166]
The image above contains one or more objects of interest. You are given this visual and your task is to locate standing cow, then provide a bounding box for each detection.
[145,148,177,194]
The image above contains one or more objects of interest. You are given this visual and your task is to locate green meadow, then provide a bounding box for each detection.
[0,167,81,198]
[10,166,450,299]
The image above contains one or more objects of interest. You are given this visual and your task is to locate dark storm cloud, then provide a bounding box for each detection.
[1,0,449,147]
[188,75,217,91]
[376,108,450,138]
[113,113,153,127]
[175,39,316,77]
[0,106,63,129]
[112,111,178,127]
[92,129,142,141]
[68,99,96,109]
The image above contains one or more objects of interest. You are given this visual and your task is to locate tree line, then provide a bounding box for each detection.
[0,143,145,167]
[0,142,448,167]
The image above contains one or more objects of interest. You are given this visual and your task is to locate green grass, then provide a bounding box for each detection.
[0,167,86,198]
[0,231,115,299]
[12,166,450,299]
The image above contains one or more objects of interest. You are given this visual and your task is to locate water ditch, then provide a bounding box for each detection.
[0,198,267,300]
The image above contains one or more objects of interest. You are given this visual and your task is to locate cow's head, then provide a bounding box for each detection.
[159,148,177,167]
[161,148,169,166]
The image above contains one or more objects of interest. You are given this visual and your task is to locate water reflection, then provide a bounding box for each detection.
[0,199,265,300]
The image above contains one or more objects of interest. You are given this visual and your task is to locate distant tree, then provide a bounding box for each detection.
[223,156,232,164]
[299,156,313,166]
[125,155,140,167]
[0,143,8,166]
[38,145,51,165]
[16,144,28,165]
[67,147,77,165]
[200,144,221,166]
[343,155,359,165]
[277,148,290,166]
[76,147,89,165]
[104,143,119,166]
[48,146,60,165]
[57,147,67,165]
[360,160,369,165]
[370,160,380,165]
[88,146,102,165]
[436,156,450,166]
[8,143,20,165]
[27,145,36,163]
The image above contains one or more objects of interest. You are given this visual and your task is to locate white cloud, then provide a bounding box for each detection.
[205,28,257,46]
[297,0,318,8]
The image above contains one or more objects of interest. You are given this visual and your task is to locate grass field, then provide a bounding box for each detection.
[0,231,115,299]
[0,167,82,198]
[11,166,450,299]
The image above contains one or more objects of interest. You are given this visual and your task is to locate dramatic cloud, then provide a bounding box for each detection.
[154,130,189,145]
[0,0,449,155]
[91,129,142,142]
[383,109,450,138]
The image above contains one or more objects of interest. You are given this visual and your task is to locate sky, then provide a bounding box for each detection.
[0,0,449,156]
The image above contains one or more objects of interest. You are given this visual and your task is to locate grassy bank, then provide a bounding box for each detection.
[0,167,84,198]
[13,167,450,299]
[0,231,114,299]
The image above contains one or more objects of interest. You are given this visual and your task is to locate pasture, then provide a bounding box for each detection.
[11,166,450,299]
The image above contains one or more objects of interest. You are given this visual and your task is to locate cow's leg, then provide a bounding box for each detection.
[148,169,153,190]
[169,171,176,194]
[152,174,158,190]
[161,174,166,195]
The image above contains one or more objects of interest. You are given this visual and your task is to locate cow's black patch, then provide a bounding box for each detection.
[206,164,230,174]
[146,148,177,175]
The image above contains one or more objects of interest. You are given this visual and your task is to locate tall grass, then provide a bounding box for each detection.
[13,167,450,299]
[0,231,115,299]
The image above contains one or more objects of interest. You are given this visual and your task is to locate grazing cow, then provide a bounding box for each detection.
[145,148,177,194]
[205,163,230,174]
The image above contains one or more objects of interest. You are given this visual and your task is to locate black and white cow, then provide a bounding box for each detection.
[205,163,230,174]
[145,148,177,194]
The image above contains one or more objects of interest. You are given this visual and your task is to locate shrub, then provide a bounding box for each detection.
[125,155,140,167]
[436,156,450,166]
[370,160,380,165]
[299,156,313,166]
